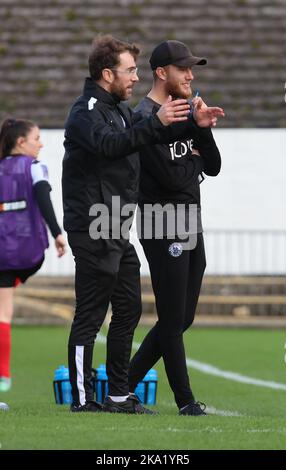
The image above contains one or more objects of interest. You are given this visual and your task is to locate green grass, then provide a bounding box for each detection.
[0,326,286,450]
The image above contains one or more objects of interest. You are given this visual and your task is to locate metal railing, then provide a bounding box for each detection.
[204,229,286,275]
[38,229,286,276]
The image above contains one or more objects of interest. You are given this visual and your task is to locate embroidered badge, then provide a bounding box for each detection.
[168,242,183,257]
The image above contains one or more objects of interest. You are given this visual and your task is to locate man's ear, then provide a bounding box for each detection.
[102,68,114,84]
[156,67,167,81]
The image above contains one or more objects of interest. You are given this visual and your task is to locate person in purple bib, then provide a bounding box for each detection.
[0,118,66,392]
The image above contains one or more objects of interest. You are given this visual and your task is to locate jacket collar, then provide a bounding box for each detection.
[83,77,120,106]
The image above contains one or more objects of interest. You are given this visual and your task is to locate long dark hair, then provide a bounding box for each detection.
[0,118,36,160]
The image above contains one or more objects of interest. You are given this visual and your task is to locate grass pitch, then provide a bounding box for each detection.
[0,325,286,450]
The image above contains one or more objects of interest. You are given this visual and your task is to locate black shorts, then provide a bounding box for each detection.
[0,257,45,288]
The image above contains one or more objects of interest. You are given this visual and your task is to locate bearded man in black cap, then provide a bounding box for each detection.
[128,40,223,416]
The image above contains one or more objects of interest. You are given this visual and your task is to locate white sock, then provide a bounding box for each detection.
[108,395,129,403]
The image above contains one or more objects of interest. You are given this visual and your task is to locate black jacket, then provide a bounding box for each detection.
[62,78,169,231]
[136,96,221,207]
[62,78,215,233]
[135,97,221,235]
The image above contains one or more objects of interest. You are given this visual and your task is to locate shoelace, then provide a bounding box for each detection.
[193,401,206,411]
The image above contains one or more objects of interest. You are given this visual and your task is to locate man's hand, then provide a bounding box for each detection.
[157,95,190,126]
[192,97,225,128]
[55,234,66,257]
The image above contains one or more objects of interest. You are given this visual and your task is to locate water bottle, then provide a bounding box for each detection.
[145,369,158,405]
[53,365,72,405]
[93,364,157,405]
[134,380,145,404]
[95,364,108,403]
[134,369,158,405]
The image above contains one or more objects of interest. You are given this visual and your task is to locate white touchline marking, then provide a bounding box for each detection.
[160,401,244,417]
[246,428,286,433]
[165,427,286,433]
[185,357,286,391]
[98,426,286,434]
[166,426,223,433]
[97,334,286,391]
[205,406,243,417]
[100,426,224,433]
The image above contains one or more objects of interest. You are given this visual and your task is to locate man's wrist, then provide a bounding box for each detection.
[190,113,202,129]
[152,113,165,128]
[191,113,213,132]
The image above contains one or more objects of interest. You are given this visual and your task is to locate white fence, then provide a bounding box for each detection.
[204,229,286,275]
[36,128,286,276]
[39,229,286,276]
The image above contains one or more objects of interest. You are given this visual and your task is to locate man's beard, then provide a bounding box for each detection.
[166,80,192,99]
[110,81,130,101]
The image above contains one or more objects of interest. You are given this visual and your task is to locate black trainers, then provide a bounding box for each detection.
[70,400,103,413]
[179,401,207,416]
[103,394,157,415]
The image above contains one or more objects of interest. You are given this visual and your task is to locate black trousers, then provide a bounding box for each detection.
[68,233,141,406]
[129,233,206,409]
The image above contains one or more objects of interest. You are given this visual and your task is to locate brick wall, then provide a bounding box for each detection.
[0,0,285,127]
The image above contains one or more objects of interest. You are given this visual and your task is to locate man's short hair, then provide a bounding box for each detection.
[89,34,140,81]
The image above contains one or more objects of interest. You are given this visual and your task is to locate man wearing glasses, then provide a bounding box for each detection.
[62,35,224,414]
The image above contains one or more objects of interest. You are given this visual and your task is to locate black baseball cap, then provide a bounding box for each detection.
[149,40,207,70]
